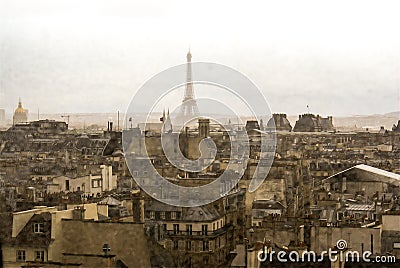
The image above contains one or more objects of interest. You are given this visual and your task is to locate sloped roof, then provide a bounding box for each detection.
[181,206,221,222]
[345,203,375,211]
[145,200,182,212]
[98,196,121,206]
[252,199,285,210]
[322,164,400,185]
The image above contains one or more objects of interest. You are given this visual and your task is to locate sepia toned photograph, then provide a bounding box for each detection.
[0,1,399,267]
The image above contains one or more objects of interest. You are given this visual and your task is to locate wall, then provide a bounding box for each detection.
[2,246,47,267]
[381,214,400,258]
[311,226,381,255]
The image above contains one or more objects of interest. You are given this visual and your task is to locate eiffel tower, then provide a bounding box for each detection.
[176,49,199,123]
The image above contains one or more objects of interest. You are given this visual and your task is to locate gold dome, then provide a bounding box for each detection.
[14,99,26,114]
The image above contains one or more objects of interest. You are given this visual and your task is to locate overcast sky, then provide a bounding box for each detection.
[0,0,399,117]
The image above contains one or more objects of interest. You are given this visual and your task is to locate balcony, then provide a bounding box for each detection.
[165,226,228,237]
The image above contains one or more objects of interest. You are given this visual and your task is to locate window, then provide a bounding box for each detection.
[178,240,185,250]
[186,224,192,235]
[65,180,70,191]
[33,223,44,233]
[35,250,45,261]
[150,211,155,220]
[173,240,179,250]
[186,240,192,250]
[171,212,177,220]
[92,179,102,188]
[202,241,209,251]
[173,224,179,235]
[16,250,25,261]
[202,224,208,235]
[203,256,209,265]
[160,211,165,220]
[393,242,400,249]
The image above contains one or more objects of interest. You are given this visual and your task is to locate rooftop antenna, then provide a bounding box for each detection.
[117,110,120,131]
[307,105,310,114]
[61,115,70,125]
[37,108,39,120]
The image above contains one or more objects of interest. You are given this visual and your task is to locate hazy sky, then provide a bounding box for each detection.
[0,0,399,117]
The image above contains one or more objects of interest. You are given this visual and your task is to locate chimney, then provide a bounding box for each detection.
[198,118,210,138]
[132,195,145,223]
[73,206,85,220]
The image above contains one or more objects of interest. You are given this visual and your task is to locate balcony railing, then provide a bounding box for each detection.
[166,230,209,236]
[166,226,228,237]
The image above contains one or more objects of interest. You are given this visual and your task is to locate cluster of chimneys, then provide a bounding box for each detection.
[298,114,333,122]
[274,113,288,118]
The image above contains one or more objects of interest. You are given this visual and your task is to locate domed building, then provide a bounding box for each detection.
[13,99,28,125]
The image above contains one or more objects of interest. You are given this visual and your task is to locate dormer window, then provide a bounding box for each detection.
[33,223,44,233]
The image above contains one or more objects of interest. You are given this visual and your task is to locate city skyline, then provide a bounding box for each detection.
[1,1,399,116]
[2,2,400,268]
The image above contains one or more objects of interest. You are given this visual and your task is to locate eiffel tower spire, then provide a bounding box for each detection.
[177,49,200,123]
